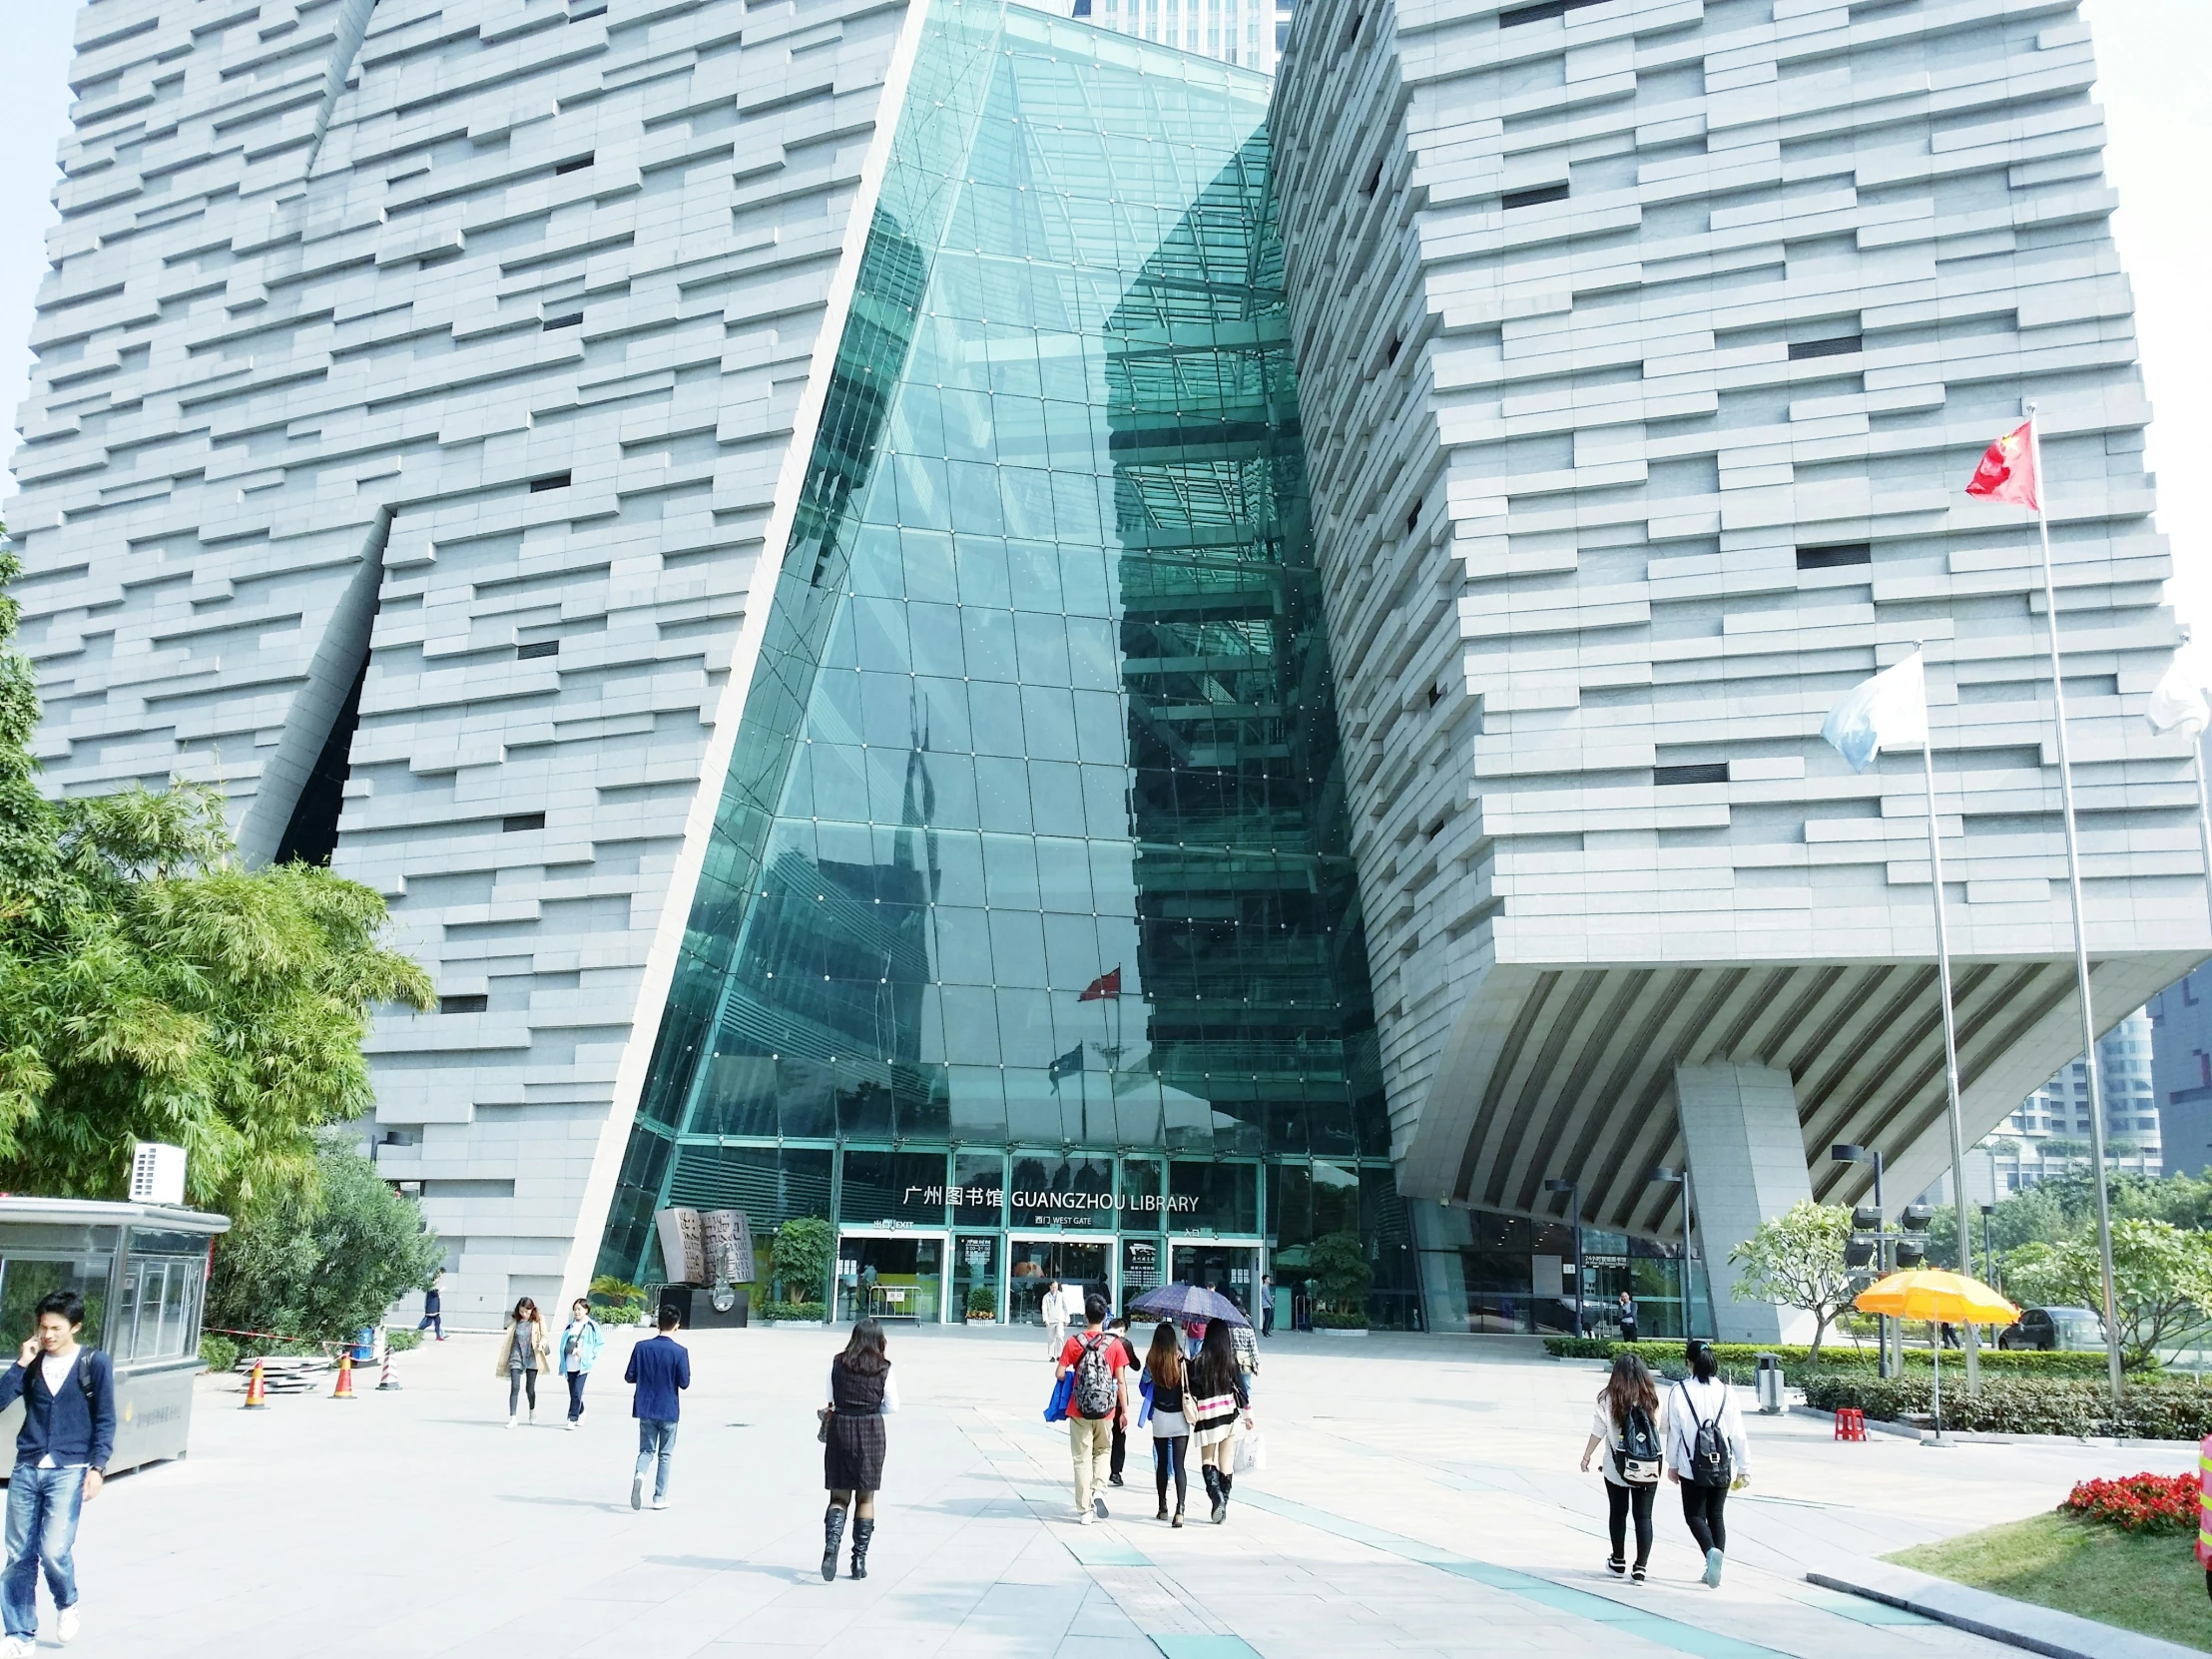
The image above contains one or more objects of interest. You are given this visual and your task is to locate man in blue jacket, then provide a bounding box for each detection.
[0,1291,115,1655]
[624,1305,690,1511]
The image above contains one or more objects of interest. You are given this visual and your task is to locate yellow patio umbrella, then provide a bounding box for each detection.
[1852,1270,2019,1442]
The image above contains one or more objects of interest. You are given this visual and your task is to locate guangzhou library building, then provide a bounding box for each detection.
[13,0,2198,1342]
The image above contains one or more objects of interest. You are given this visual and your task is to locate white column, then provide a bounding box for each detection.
[1673,1062,1818,1345]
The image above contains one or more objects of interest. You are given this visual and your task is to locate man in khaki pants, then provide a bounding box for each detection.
[1056,1294,1132,1525]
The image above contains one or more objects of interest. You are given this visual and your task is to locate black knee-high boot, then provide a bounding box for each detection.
[1219,1469,1235,1515]
[849,1516,874,1579]
[822,1504,846,1582]
[1202,1462,1226,1523]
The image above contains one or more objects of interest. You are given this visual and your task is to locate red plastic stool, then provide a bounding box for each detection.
[1834,1407,1867,1441]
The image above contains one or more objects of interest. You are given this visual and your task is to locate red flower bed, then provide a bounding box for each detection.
[2059,1472,2199,1534]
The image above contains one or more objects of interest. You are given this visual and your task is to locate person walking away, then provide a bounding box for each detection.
[1260,1274,1276,1338]
[1230,1305,1260,1401]
[417,1280,445,1342]
[1188,1318,1251,1523]
[0,1292,114,1654]
[1142,1322,1192,1526]
[495,1297,553,1426]
[557,1298,604,1428]
[1665,1341,1750,1587]
[1105,1314,1141,1488]
[624,1305,689,1509]
[1058,1295,1134,1524]
[1580,1353,1664,1583]
[1043,1279,1069,1359]
[821,1318,900,1580]
[1616,1291,1637,1346]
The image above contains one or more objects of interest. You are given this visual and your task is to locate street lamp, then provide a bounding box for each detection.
[1544,1177,1582,1338]
[1979,1203,1996,1287]
[1832,1144,1889,1376]
[1647,1165,1711,1340]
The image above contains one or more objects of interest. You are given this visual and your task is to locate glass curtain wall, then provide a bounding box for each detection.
[596,0,1409,1322]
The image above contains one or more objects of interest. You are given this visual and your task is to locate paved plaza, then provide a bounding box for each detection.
[66,1329,2200,1657]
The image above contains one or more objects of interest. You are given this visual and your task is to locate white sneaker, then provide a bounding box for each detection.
[57,1605,78,1643]
[1,1636,36,1656]
[630,1474,644,1511]
[650,1496,670,1510]
[505,1416,518,1429]
[567,1419,579,1431]
[1076,1510,1096,1526]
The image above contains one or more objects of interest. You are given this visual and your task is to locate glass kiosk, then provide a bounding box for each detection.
[0,1198,230,1476]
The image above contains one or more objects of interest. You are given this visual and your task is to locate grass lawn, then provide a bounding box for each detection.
[1887,1511,2212,1653]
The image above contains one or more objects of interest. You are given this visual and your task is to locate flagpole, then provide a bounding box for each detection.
[2023,402,2126,1411]
[2195,735,2212,938]
[1915,644,1978,1395]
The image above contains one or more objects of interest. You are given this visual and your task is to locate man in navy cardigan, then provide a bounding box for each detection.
[624,1305,690,1511]
[0,1291,116,1655]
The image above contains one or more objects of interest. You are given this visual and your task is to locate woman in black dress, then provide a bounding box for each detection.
[821,1318,900,1581]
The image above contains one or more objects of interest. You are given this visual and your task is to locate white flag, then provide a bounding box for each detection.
[2146,659,2210,742]
[1821,652,1929,773]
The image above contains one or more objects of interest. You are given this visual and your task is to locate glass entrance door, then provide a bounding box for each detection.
[834,1232,947,1324]
[1005,1236,1112,1328]
[1169,1239,1262,1321]
[953,1234,1000,1324]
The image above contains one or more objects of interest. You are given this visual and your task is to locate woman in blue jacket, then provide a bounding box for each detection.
[557,1298,604,1428]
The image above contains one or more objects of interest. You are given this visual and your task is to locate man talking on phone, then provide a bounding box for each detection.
[0,1291,115,1654]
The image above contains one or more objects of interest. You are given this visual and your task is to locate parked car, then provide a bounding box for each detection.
[1998,1306,2106,1352]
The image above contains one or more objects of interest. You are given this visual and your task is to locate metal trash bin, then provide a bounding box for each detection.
[1755,1352,1785,1414]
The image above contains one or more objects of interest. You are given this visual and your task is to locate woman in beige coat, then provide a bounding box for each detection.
[494,1296,554,1425]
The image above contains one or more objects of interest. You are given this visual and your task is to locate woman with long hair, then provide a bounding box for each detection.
[1143,1321,1191,1526]
[1186,1318,1251,1523]
[493,1296,552,1426]
[1579,1352,1663,1582]
[821,1318,900,1582]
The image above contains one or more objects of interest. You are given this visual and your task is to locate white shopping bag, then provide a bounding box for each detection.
[1233,1430,1267,1473]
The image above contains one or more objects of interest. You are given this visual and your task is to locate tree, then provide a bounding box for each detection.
[0,546,430,1217]
[2003,1218,2212,1370]
[771,1217,833,1307]
[1727,1201,1863,1359]
[206,1131,443,1345]
[1308,1230,1373,1315]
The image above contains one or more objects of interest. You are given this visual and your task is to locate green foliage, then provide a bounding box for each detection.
[965,1284,997,1317]
[1308,1230,1372,1314]
[757,1302,828,1323]
[2005,1218,2212,1371]
[1800,1371,2212,1439]
[384,1327,422,1353]
[1540,1336,2129,1379]
[1313,1310,1371,1330]
[1727,1200,1862,1358]
[771,1217,833,1305]
[590,1274,648,1323]
[207,1132,443,1347]
[0,546,431,1217]
[199,1333,239,1375]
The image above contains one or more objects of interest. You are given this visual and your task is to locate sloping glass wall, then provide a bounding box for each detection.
[598,0,1412,1325]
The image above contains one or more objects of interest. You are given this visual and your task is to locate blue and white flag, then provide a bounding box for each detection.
[1821,652,1928,773]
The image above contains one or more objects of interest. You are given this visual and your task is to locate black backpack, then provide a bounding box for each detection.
[1679,1382,1733,1488]
[1615,1401,1662,1483]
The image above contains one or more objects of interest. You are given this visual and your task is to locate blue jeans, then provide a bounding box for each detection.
[3,1465,82,1638]
[635,1420,677,1499]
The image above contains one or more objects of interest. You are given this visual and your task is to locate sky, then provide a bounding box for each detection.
[0,0,2206,669]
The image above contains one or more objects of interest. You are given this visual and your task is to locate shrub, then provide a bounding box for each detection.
[758,1301,828,1323]
[1541,1337,2129,1380]
[200,1334,239,1375]
[2061,1473,2198,1534]
[771,1218,833,1307]
[384,1327,422,1353]
[1798,1373,2212,1439]
[1309,1231,1373,1318]
[1314,1310,1370,1330]
[589,1274,648,1324]
[965,1285,996,1318]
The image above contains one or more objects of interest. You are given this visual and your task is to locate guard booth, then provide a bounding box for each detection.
[0,1199,229,1476]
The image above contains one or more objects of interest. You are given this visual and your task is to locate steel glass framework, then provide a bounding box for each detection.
[594,0,1416,1322]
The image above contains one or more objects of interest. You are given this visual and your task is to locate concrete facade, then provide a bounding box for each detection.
[1268,0,2209,1246]
[7,0,930,1323]
[1673,1060,1813,1343]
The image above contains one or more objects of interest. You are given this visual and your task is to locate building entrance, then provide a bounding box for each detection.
[1006,1236,1112,1327]
[834,1231,947,1323]
[1169,1239,1263,1318]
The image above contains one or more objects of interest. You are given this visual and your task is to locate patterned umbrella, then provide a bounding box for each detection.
[1126,1282,1250,1329]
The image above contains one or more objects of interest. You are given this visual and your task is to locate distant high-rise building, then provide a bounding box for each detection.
[2149,964,2212,1179]
[1981,1008,2161,1189]
[1074,0,1278,73]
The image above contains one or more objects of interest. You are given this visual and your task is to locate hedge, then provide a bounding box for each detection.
[757,1302,828,1323]
[1542,1337,2132,1380]
[1798,1373,2212,1439]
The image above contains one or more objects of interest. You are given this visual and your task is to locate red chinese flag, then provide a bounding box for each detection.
[1079,965,1122,1002]
[1965,419,2038,510]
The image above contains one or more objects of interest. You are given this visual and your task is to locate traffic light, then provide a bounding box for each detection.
[1897,1203,1933,1270]
[1847,1205,1883,1270]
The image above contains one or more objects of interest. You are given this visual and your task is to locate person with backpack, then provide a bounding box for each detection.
[1664,1340,1750,1587]
[1579,1353,1664,1583]
[0,1292,115,1654]
[1056,1294,1134,1524]
[556,1297,604,1428]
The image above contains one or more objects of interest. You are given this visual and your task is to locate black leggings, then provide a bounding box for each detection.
[508,1369,537,1414]
[1154,1435,1188,1510]
[1606,1479,1655,1568]
[1681,1481,1727,1554]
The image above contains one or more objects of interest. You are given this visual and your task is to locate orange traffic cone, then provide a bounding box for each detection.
[243,1357,268,1408]
[332,1350,357,1400]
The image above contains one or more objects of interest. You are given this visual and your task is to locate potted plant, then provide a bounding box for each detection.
[1309,1231,1374,1335]
[965,1285,997,1324]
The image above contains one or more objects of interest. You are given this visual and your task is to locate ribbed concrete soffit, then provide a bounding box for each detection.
[1266,0,2212,1241]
